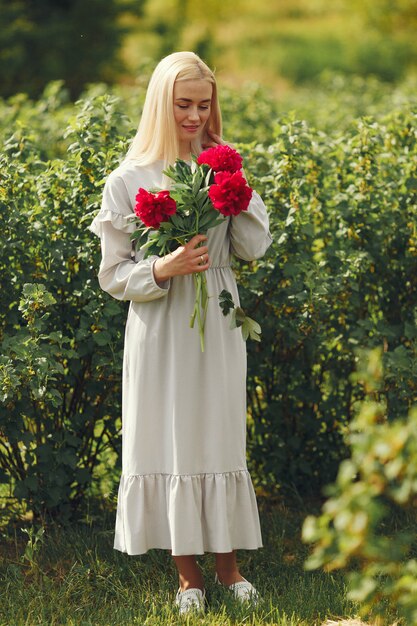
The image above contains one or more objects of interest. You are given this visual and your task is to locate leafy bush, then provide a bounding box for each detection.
[0,95,129,522]
[1,80,417,520]
[302,349,417,624]
[0,284,78,518]
[239,108,417,495]
[278,72,417,135]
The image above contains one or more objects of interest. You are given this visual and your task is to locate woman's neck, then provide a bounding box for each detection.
[178,140,191,162]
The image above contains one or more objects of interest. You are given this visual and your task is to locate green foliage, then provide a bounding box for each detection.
[1,78,417,520]
[0,95,130,522]
[238,106,417,495]
[19,525,46,583]
[125,0,417,86]
[352,0,417,34]
[219,290,262,342]
[0,0,144,98]
[262,30,416,84]
[302,349,417,624]
[221,83,281,145]
[278,72,417,136]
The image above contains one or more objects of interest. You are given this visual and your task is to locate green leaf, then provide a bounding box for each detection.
[241,316,262,341]
[92,331,111,346]
[218,290,235,315]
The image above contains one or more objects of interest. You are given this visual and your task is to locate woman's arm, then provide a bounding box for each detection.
[202,131,273,261]
[229,190,273,261]
[96,221,171,302]
[90,172,211,301]
[90,172,172,302]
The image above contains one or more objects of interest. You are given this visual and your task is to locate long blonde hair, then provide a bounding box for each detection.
[125,51,222,167]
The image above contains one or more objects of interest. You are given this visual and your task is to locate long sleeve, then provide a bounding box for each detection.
[89,171,170,302]
[229,190,273,261]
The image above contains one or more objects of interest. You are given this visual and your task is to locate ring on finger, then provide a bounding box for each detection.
[200,255,204,264]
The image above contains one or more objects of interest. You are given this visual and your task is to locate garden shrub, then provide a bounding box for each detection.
[239,109,417,494]
[0,95,129,522]
[1,81,417,519]
[302,349,417,624]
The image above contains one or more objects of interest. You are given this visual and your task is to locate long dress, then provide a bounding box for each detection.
[90,158,272,556]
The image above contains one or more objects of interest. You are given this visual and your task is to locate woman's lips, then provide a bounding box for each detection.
[183,125,200,132]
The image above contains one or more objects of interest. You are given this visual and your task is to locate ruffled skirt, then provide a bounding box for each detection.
[113,470,263,555]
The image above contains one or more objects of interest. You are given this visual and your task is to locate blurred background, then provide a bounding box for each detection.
[1,0,417,99]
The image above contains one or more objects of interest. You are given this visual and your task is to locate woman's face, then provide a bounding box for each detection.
[173,79,213,150]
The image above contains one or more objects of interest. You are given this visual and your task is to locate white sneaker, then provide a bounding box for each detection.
[175,587,206,615]
[214,573,260,604]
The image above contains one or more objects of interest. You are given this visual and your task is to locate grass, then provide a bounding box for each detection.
[0,499,377,626]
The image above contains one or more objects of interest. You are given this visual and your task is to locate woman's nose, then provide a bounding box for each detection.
[188,107,200,121]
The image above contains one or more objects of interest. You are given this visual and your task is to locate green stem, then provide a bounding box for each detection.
[190,274,199,329]
[196,280,204,353]
[195,207,199,234]
[188,214,206,351]
[190,273,205,352]
[201,272,209,328]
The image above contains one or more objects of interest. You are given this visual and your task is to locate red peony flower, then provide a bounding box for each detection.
[197,144,243,173]
[134,188,177,229]
[208,170,253,217]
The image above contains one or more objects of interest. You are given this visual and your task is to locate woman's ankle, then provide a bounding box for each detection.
[172,555,205,592]
[179,579,205,592]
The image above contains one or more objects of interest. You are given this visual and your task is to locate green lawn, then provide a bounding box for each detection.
[0,499,373,626]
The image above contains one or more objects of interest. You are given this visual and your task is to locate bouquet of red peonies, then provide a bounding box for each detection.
[131,144,260,351]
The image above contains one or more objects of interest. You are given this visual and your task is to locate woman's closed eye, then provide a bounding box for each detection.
[177,105,210,110]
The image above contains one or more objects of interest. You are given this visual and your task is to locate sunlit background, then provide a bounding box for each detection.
[2,0,417,99]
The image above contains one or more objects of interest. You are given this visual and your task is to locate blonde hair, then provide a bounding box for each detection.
[125,51,222,167]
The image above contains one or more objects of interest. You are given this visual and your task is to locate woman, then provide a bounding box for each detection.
[90,51,272,615]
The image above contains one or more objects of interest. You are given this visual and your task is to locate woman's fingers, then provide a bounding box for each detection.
[154,234,210,279]
[202,130,224,149]
[186,234,208,248]
[203,130,233,148]
[185,235,210,271]
[190,243,209,267]
[193,254,210,272]
[191,246,209,259]
[193,249,209,263]
[206,130,224,144]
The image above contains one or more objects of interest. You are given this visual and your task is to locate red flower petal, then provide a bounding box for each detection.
[134,188,177,229]
[208,171,253,216]
[197,144,243,173]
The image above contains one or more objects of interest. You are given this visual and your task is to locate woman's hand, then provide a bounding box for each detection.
[153,234,210,285]
[202,129,236,150]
